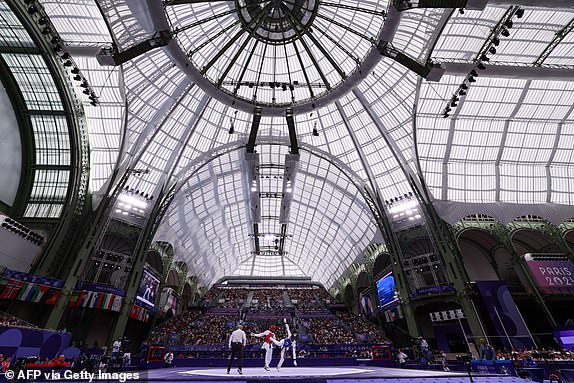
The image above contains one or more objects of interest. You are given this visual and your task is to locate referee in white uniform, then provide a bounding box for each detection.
[227,324,246,374]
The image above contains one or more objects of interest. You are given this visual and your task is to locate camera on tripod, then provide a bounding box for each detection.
[456,354,472,363]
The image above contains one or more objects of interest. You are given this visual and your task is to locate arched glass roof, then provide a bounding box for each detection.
[30,0,574,287]
[0,0,78,218]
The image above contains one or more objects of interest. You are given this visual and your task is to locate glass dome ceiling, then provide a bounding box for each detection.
[165,0,387,109]
[26,0,574,288]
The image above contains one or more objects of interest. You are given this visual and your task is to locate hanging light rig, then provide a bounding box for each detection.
[442,6,523,118]
[229,110,238,134]
[24,0,100,106]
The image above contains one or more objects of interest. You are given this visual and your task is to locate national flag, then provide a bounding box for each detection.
[100,294,110,310]
[80,291,92,307]
[71,291,83,307]
[87,292,97,308]
[129,305,139,319]
[111,296,123,312]
[15,282,31,300]
[94,293,102,308]
[1,279,24,300]
[68,291,80,307]
[23,284,40,302]
[32,285,50,303]
[45,289,61,305]
[101,294,114,310]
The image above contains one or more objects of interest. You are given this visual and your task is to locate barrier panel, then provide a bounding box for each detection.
[146,346,165,362]
[371,345,392,360]
[0,326,71,360]
[470,360,516,376]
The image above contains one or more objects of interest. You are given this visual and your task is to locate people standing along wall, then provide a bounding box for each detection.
[479,338,496,361]
[396,348,407,368]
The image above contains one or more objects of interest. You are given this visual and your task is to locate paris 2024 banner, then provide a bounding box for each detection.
[524,258,574,294]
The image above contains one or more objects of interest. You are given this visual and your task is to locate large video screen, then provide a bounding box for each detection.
[136,268,160,309]
[376,272,398,307]
[160,287,179,315]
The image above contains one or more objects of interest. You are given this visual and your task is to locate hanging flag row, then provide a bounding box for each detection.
[68,290,123,312]
[0,269,124,312]
[129,304,152,323]
[0,278,61,305]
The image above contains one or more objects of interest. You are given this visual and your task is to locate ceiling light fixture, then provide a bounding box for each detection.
[312,122,319,136]
[516,9,524,18]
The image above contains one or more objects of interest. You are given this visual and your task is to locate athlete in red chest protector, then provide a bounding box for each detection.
[252,325,277,371]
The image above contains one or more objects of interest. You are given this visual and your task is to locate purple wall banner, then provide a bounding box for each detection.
[1,269,64,288]
[474,281,534,350]
[359,293,374,318]
[162,343,388,353]
[409,285,454,297]
[524,260,574,294]
[75,281,125,296]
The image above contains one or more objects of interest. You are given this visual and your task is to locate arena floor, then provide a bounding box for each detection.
[29,366,529,383]
[140,366,527,383]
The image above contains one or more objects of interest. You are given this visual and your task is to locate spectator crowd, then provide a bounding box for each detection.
[305,317,356,344]
[251,289,284,308]
[336,312,388,343]
[495,347,574,362]
[287,288,319,308]
[146,286,389,349]
[148,310,238,345]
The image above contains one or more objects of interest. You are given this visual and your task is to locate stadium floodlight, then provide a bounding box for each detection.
[118,193,148,210]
